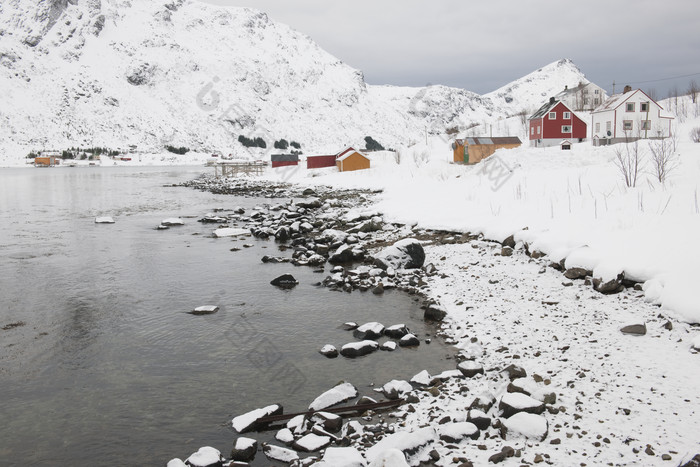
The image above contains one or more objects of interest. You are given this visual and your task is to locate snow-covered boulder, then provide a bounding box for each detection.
[423,303,447,322]
[329,244,354,264]
[692,335,700,352]
[467,409,492,430]
[353,322,385,340]
[309,382,358,411]
[320,229,349,245]
[189,305,219,316]
[275,428,295,443]
[94,216,115,224]
[373,238,425,270]
[365,427,437,466]
[381,380,413,400]
[499,393,546,418]
[319,344,338,358]
[232,403,283,433]
[213,227,250,238]
[161,218,184,226]
[368,449,410,467]
[340,340,379,358]
[167,459,186,467]
[398,333,420,347]
[457,361,484,378]
[500,412,549,441]
[439,422,480,442]
[310,411,343,433]
[315,446,367,467]
[293,433,332,452]
[384,324,409,338]
[270,274,299,289]
[230,437,257,462]
[410,370,431,387]
[380,341,398,351]
[184,446,223,467]
[262,443,299,463]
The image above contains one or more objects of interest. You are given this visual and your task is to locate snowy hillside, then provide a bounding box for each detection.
[0,0,592,164]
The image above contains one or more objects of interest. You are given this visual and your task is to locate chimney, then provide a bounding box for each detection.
[549,97,555,104]
[623,85,632,94]
[564,85,568,90]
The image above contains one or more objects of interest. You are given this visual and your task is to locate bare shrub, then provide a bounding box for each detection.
[691,127,700,143]
[613,132,643,188]
[648,138,678,184]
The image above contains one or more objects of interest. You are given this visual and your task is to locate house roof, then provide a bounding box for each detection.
[461,136,521,146]
[271,154,299,162]
[529,99,569,120]
[337,148,369,162]
[592,88,663,114]
[554,82,588,100]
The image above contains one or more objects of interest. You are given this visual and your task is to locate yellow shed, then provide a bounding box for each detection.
[452,137,521,164]
[336,147,370,172]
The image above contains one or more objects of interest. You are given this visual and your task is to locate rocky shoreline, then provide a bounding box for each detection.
[169,175,700,467]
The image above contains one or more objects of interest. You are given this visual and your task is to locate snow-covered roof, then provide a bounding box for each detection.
[336,148,369,162]
[458,137,521,146]
[529,99,575,120]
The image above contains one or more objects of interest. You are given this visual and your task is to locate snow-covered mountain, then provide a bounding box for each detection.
[0,0,592,161]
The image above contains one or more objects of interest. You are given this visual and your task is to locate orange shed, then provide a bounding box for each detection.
[336,147,370,172]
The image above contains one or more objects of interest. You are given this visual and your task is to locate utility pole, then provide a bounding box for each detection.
[612,81,616,95]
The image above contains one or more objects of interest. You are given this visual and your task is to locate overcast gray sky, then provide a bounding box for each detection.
[203,0,700,98]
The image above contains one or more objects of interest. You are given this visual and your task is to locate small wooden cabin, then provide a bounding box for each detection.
[34,155,59,167]
[336,148,370,172]
[271,154,299,168]
[452,137,521,164]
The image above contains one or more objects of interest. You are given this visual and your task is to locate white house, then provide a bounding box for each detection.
[591,86,674,145]
[554,81,608,111]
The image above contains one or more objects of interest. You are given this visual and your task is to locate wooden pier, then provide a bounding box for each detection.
[213,160,268,178]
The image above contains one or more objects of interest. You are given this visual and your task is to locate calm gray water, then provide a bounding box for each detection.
[0,166,453,466]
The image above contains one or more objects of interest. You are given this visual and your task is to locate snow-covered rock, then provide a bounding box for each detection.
[315,446,367,467]
[353,322,385,340]
[398,333,420,347]
[232,403,283,433]
[161,218,184,226]
[381,380,413,400]
[275,428,294,443]
[340,340,379,358]
[213,227,250,238]
[500,412,549,441]
[499,393,546,418]
[167,459,187,467]
[190,305,219,315]
[368,448,410,467]
[308,382,358,411]
[380,341,398,351]
[230,437,257,462]
[293,433,332,452]
[457,360,484,378]
[410,370,431,387]
[262,443,299,464]
[319,344,338,358]
[184,446,223,467]
[365,427,437,465]
[373,238,425,270]
[439,422,480,442]
[95,216,115,224]
[384,324,409,338]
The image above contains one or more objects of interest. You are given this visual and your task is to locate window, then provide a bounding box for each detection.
[584,97,590,105]
[537,126,540,135]
[562,125,572,133]
[594,89,600,95]
[583,89,589,95]
[606,121,611,132]
[563,112,571,119]
[594,98,600,105]
[531,127,534,135]
[642,120,651,130]
[595,122,600,133]
[548,112,556,120]
[626,102,635,112]
[623,120,633,131]
[640,102,649,112]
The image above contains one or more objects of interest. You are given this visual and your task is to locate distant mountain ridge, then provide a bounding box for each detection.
[0,0,593,161]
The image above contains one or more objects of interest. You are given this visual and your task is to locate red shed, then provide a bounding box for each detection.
[271,154,299,168]
[306,154,337,169]
[528,98,587,148]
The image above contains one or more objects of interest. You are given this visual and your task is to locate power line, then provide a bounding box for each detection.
[607,71,700,92]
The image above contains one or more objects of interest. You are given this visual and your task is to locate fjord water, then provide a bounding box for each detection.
[0,166,452,466]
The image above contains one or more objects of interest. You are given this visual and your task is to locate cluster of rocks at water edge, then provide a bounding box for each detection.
[166,354,568,467]
[319,321,424,360]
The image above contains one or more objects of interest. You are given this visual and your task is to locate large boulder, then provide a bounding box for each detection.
[270,274,299,289]
[354,322,385,340]
[329,244,355,264]
[230,437,257,462]
[309,382,358,411]
[315,447,367,467]
[232,404,283,433]
[365,427,437,466]
[373,238,425,270]
[500,412,548,441]
[340,340,379,358]
[499,393,545,418]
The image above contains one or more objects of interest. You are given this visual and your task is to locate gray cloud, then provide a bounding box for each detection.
[203,0,700,97]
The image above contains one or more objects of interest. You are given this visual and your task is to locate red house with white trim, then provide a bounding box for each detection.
[528,98,587,148]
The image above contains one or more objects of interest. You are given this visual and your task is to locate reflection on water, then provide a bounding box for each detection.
[0,167,452,466]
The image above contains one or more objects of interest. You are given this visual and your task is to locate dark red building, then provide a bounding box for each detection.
[306,154,337,169]
[271,154,299,168]
[529,98,587,147]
